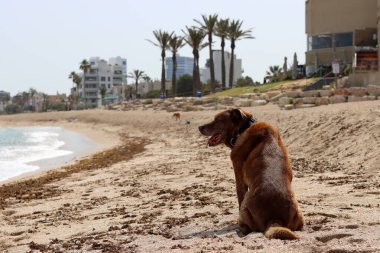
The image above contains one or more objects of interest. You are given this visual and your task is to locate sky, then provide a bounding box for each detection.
[0,0,306,95]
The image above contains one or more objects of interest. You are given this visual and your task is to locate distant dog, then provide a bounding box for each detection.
[198,108,304,240]
[172,112,181,121]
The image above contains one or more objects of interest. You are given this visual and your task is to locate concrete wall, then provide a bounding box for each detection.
[306,0,377,34]
[348,72,380,87]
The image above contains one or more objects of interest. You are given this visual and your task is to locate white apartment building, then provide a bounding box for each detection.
[77,56,127,107]
[201,50,243,88]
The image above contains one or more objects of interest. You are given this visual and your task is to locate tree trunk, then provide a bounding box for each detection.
[135,80,138,98]
[221,37,226,89]
[192,51,197,96]
[161,50,166,97]
[172,53,177,97]
[229,39,235,88]
[195,56,201,93]
[209,33,215,93]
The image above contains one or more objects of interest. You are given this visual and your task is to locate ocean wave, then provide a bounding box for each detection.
[0,126,73,181]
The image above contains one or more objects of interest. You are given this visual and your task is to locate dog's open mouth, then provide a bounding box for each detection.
[208,133,222,146]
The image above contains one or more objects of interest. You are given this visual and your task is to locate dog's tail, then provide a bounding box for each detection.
[264,224,299,240]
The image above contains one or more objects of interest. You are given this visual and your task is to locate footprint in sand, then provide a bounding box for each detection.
[316,233,353,243]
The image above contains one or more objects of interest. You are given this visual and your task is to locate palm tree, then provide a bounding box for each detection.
[227,19,254,88]
[183,26,208,95]
[21,91,29,110]
[42,93,49,112]
[68,71,81,109]
[194,14,218,93]
[29,88,37,112]
[69,71,81,89]
[79,59,91,73]
[168,35,185,97]
[266,65,283,82]
[99,86,107,105]
[79,59,91,105]
[147,30,173,97]
[214,18,230,89]
[142,75,151,83]
[128,69,145,98]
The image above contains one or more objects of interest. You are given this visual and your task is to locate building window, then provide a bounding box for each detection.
[308,34,332,50]
[108,77,111,81]
[85,92,97,97]
[85,83,97,89]
[85,76,97,81]
[101,76,106,81]
[335,32,353,48]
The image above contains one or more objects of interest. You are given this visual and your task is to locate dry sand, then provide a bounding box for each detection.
[0,101,379,253]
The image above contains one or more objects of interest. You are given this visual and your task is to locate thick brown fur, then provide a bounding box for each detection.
[172,112,181,121]
[199,108,304,240]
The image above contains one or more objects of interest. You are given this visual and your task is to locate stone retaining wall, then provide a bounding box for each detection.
[276,86,380,110]
[105,86,379,112]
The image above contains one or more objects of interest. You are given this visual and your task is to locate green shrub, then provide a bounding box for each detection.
[176,74,193,97]
[145,90,161,98]
[5,104,22,114]
[48,103,67,111]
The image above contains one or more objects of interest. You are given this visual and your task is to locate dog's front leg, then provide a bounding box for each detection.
[233,165,248,210]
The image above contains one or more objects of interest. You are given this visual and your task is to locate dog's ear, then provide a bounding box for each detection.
[230,108,247,122]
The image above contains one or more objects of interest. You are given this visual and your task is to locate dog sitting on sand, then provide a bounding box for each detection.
[198,108,304,240]
[172,112,181,121]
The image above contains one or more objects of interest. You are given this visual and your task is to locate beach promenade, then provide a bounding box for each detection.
[0,101,379,252]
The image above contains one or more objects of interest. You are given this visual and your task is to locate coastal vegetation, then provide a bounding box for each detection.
[147,30,173,97]
[194,14,219,93]
[128,69,146,97]
[168,34,185,97]
[182,26,208,96]
[147,14,254,97]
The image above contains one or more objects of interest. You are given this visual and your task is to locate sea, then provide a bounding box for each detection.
[0,126,94,182]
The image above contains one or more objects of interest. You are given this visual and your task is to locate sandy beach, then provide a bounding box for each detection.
[0,101,379,252]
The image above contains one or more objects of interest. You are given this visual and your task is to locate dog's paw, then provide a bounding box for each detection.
[238,224,251,236]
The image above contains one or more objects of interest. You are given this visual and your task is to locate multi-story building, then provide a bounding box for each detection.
[305,0,380,85]
[48,93,67,106]
[77,56,127,107]
[201,50,242,88]
[0,90,11,112]
[165,55,194,81]
[137,81,162,96]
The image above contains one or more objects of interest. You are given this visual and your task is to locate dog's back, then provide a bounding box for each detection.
[232,122,303,239]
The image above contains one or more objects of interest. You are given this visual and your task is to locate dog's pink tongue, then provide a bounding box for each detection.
[208,133,221,146]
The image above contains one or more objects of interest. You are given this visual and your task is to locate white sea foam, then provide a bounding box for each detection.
[0,126,73,181]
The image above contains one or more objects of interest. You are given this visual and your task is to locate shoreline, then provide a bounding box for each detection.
[0,121,121,186]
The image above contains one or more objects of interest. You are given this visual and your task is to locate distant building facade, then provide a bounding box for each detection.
[137,81,162,96]
[165,55,194,81]
[305,0,380,85]
[201,50,242,88]
[77,56,127,107]
[48,93,67,105]
[0,90,11,112]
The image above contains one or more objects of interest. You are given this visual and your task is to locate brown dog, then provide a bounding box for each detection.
[173,112,181,120]
[198,108,304,240]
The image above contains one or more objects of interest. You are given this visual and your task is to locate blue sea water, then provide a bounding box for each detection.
[0,126,73,182]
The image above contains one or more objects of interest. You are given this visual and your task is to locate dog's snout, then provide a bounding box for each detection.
[198,125,204,133]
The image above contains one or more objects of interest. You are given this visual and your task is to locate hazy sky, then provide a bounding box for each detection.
[0,0,306,95]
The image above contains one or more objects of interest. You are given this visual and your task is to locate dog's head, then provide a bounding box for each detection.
[198,108,253,148]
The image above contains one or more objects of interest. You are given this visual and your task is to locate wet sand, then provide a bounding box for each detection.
[0,102,379,252]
